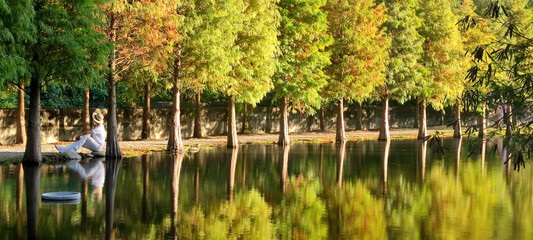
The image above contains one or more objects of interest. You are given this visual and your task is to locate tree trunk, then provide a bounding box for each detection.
[378,95,390,141]
[319,108,325,131]
[439,109,445,126]
[417,98,427,140]
[478,103,486,138]
[278,96,290,146]
[106,19,122,158]
[106,68,121,158]
[453,102,462,138]
[413,103,419,128]
[227,95,238,148]
[142,81,151,140]
[82,87,91,131]
[193,91,203,138]
[355,101,363,130]
[505,105,513,136]
[16,85,26,144]
[241,103,247,134]
[23,163,41,240]
[23,76,41,163]
[167,55,184,152]
[336,98,346,143]
[336,142,346,188]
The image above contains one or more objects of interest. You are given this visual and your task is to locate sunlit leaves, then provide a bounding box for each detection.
[324,0,388,103]
[274,0,332,113]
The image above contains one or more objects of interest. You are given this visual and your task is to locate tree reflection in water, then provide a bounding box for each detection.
[105,158,122,240]
[227,147,239,202]
[336,142,346,188]
[169,152,184,239]
[23,163,41,240]
[3,140,533,239]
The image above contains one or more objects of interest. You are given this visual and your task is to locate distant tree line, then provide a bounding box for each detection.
[0,0,531,162]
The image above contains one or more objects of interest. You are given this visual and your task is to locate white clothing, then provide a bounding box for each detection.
[64,135,103,152]
[91,124,106,147]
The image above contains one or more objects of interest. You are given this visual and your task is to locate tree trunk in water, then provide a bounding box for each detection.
[82,87,90,131]
[478,103,487,138]
[193,91,203,138]
[167,56,184,152]
[419,140,427,182]
[278,96,290,146]
[336,142,346,188]
[105,158,122,240]
[453,102,462,138]
[413,103,419,128]
[355,101,363,130]
[23,163,41,240]
[227,147,238,202]
[336,98,346,143]
[142,82,151,140]
[381,140,391,194]
[417,98,427,140]
[240,103,247,134]
[16,86,26,144]
[227,95,238,148]
[506,105,513,136]
[23,76,41,163]
[280,145,290,193]
[319,108,325,131]
[378,95,390,141]
[455,137,462,179]
[170,152,184,236]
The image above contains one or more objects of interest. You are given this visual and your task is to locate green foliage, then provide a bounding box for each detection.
[214,0,280,105]
[0,0,34,88]
[324,0,388,103]
[274,0,332,113]
[1,0,105,91]
[416,0,466,109]
[378,0,424,103]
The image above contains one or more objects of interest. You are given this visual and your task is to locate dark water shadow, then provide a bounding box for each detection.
[23,163,41,240]
[105,158,122,240]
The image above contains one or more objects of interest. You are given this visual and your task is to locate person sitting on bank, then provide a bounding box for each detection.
[55,112,106,153]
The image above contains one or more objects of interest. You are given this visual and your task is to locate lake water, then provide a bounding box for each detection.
[1,139,532,239]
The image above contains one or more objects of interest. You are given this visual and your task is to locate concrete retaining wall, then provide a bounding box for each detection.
[0,106,489,145]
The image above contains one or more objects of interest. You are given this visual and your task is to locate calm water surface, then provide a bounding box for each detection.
[1,139,532,239]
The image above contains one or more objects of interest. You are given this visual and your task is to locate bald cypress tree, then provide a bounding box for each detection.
[377,0,424,141]
[1,0,106,163]
[325,0,388,143]
[216,0,280,148]
[274,0,332,146]
[416,0,465,139]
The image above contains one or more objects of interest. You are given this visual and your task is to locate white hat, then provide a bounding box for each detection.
[92,112,104,124]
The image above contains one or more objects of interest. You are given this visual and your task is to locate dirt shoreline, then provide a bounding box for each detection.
[0,127,454,163]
